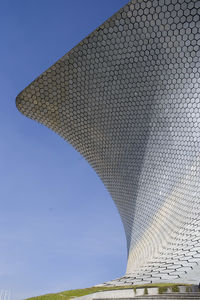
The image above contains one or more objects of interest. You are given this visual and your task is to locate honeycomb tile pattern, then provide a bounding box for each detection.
[16,0,200,285]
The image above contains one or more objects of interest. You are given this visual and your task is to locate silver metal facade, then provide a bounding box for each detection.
[16,0,200,285]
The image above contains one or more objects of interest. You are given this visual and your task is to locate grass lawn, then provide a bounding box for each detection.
[26,283,192,300]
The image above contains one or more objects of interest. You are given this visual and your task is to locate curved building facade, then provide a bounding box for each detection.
[16,0,200,285]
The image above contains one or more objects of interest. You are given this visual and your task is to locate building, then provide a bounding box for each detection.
[16,0,200,285]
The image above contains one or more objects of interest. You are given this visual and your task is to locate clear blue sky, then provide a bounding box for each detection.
[1,1,129,299]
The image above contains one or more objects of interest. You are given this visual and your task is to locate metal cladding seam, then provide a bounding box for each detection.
[16,0,200,285]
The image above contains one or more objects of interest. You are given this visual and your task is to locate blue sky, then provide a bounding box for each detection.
[0,1,129,299]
